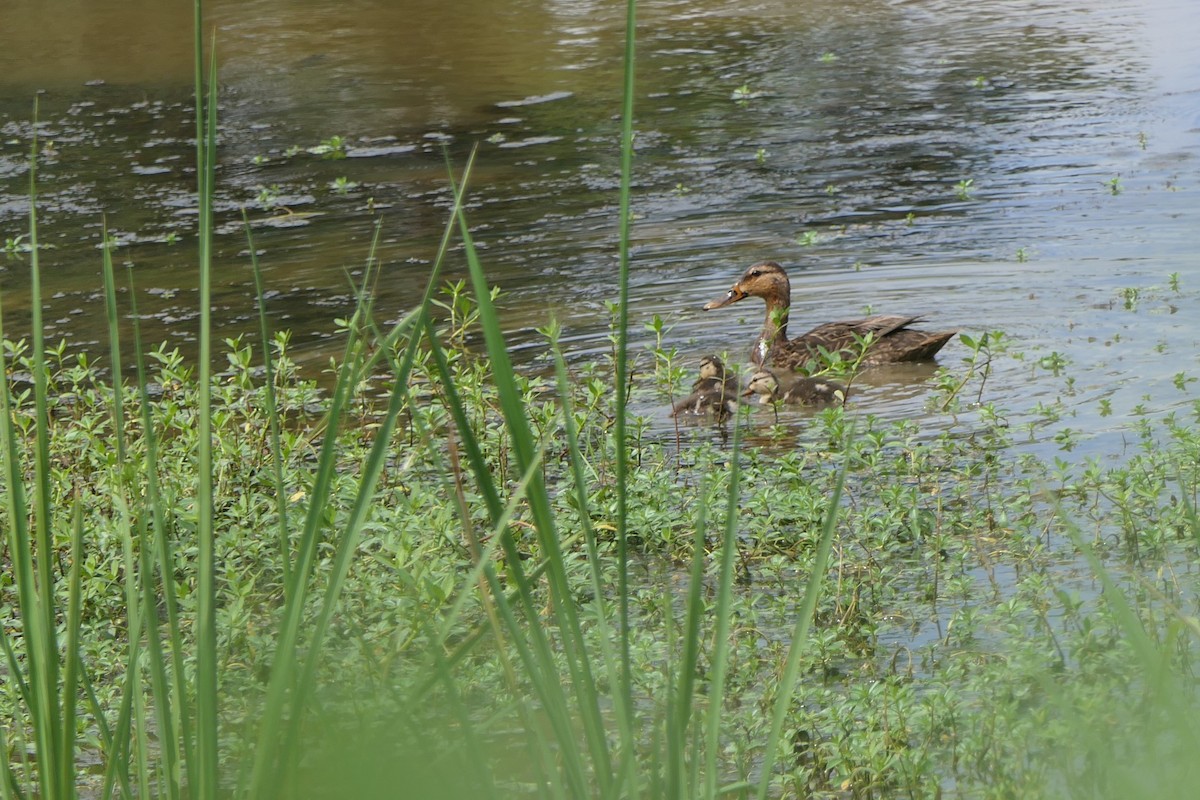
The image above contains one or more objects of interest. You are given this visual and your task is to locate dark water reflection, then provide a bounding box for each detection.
[1,0,1198,448]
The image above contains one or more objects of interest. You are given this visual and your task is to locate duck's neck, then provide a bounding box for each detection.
[754,298,790,365]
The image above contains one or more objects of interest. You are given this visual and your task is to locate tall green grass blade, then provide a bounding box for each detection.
[0,359,31,796]
[123,263,194,797]
[417,324,578,765]
[102,221,188,798]
[408,164,505,532]
[419,439,561,799]
[666,476,711,800]
[98,230,152,800]
[5,96,69,800]
[549,326,641,799]
[702,408,744,799]
[0,725,18,800]
[450,169,610,797]
[244,223,421,800]
[242,288,361,799]
[100,223,128,469]
[275,239,429,790]
[59,500,85,796]
[115,508,151,799]
[192,15,221,798]
[133,664,152,799]
[247,147,475,800]
[428,431,551,658]
[0,250,30,800]
[101,543,142,798]
[614,0,638,720]
[0,594,31,728]
[0,681,23,800]
[110,390,155,799]
[420,318,585,767]
[96,224,141,800]
[243,213,293,591]
[754,444,848,800]
[77,659,124,789]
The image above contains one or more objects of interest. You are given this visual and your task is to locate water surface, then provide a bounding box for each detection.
[0,0,1197,449]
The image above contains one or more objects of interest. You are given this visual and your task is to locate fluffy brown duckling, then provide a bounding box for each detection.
[741,368,847,406]
[671,354,738,420]
[703,260,957,369]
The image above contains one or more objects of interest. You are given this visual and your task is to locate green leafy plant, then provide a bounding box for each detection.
[1121,286,1140,310]
[931,330,1004,412]
[4,233,31,253]
[309,134,348,159]
[330,176,358,194]
[255,184,283,210]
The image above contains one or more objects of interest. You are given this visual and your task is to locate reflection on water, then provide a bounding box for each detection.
[0,0,1198,450]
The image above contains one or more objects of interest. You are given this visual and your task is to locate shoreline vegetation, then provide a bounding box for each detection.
[5,278,1200,798]
[3,3,1200,799]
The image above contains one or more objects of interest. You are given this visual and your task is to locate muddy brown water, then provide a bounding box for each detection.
[1,0,1198,452]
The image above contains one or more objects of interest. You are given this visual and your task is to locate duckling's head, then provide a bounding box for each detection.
[741,369,780,404]
[698,354,726,380]
[703,261,791,310]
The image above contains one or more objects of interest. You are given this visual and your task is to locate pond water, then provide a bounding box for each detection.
[0,0,1198,450]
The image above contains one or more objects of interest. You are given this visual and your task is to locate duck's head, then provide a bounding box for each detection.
[702,261,791,310]
[698,354,726,380]
[741,369,780,403]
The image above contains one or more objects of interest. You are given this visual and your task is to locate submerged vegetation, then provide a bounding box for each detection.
[2,3,1200,800]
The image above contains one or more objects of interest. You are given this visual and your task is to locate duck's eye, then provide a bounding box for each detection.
[748,269,761,277]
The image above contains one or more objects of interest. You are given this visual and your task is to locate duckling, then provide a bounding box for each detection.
[703,260,957,369]
[693,354,736,392]
[671,354,738,420]
[741,368,847,406]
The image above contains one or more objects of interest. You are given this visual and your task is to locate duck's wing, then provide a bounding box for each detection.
[773,315,956,368]
[803,314,927,340]
[782,318,894,359]
[794,315,959,362]
[863,327,958,363]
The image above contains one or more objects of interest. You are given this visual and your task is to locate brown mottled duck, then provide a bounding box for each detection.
[702,260,957,369]
[741,368,847,406]
[671,354,738,420]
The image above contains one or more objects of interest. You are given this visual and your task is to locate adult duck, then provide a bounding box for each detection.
[671,354,738,420]
[702,260,957,369]
[741,368,847,406]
